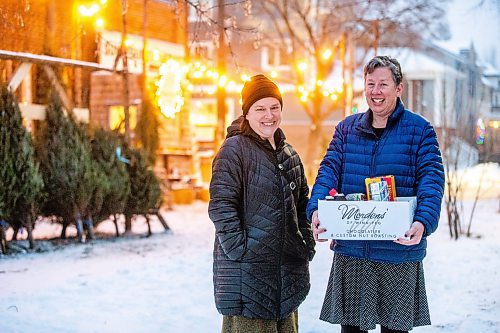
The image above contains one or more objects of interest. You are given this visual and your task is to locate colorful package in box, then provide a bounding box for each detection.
[365,175,396,201]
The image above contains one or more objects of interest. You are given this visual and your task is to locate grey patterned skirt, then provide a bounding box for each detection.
[319,253,431,331]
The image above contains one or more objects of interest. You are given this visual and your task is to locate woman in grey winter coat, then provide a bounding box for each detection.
[208,74,315,333]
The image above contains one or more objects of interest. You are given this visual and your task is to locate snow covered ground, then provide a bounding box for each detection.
[1,199,499,332]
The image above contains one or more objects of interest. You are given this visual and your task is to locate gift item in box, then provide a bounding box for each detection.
[365,175,396,201]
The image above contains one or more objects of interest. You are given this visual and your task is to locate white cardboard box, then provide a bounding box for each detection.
[317,197,417,240]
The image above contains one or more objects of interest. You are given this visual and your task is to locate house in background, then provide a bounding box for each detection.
[0,0,194,194]
[372,43,500,164]
[188,3,500,172]
[479,64,500,162]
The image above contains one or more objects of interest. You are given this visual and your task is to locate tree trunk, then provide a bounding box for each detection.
[304,93,325,183]
[12,227,18,241]
[156,212,170,231]
[305,124,321,181]
[142,0,148,94]
[75,215,84,243]
[120,0,130,143]
[467,166,485,237]
[27,211,34,250]
[113,214,120,237]
[61,220,68,239]
[146,215,152,237]
[214,0,227,151]
[83,217,95,240]
[125,213,132,233]
[0,226,7,254]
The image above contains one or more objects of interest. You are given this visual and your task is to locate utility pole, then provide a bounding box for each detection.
[215,0,226,152]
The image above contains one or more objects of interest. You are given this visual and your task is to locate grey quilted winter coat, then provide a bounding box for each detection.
[208,116,315,320]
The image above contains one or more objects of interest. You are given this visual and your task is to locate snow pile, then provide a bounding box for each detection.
[1,200,499,332]
[447,163,500,199]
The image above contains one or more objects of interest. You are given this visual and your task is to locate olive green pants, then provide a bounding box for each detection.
[221,310,298,333]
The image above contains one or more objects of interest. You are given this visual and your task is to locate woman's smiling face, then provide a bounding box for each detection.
[365,67,403,120]
[245,97,282,140]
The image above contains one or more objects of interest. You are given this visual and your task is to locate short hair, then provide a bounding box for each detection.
[364,56,403,85]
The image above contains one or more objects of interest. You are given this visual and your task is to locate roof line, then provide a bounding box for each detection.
[0,49,121,72]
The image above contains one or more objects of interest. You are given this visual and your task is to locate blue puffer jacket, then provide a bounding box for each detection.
[307,98,445,264]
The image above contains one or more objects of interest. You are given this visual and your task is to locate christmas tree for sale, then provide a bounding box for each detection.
[35,96,97,242]
[89,128,131,235]
[135,93,160,166]
[123,148,161,234]
[0,84,44,253]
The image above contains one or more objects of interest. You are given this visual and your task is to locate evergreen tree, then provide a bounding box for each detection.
[89,128,130,229]
[35,96,96,242]
[0,84,44,252]
[135,93,160,166]
[0,85,19,222]
[123,147,161,233]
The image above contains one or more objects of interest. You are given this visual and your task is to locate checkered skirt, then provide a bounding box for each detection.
[319,253,431,331]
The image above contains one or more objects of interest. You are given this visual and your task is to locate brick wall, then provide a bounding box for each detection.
[104,0,188,47]
[0,1,76,57]
[90,71,142,128]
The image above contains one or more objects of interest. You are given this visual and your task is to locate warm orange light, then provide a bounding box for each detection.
[218,75,228,87]
[95,18,104,28]
[226,81,238,92]
[297,61,307,71]
[322,49,333,60]
[78,4,100,17]
[109,105,137,132]
[153,50,160,62]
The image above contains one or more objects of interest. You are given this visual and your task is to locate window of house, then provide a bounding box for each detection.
[402,79,434,120]
[190,99,217,142]
[109,105,138,133]
[194,45,211,59]
[263,45,291,69]
[492,91,500,108]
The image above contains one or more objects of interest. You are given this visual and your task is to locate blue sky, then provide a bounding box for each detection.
[441,0,500,66]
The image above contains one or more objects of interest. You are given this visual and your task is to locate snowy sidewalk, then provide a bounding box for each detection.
[1,200,500,333]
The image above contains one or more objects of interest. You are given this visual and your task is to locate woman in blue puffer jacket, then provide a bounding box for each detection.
[307,56,445,333]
